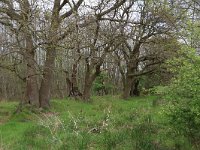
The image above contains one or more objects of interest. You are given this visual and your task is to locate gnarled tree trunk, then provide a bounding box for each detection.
[82,65,101,101]
[82,79,93,101]
[25,54,39,106]
[39,1,60,108]
[122,76,134,99]
[24,34,39,107]
[130,79,140,97]
[69,60,82,97]
[121,43,141,99]
[39,47,56,108]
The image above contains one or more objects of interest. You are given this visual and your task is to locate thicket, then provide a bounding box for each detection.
[166,47,200,149]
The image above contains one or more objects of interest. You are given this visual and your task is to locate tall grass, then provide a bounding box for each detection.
[0,96,196,149]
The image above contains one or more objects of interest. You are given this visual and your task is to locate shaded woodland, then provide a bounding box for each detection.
[0,0,190,106]
[1,0,200,149]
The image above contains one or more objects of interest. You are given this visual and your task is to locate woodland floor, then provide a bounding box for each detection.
[0,95,193,150]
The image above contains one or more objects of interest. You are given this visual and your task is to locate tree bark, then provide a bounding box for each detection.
[39,1,60,108]
[25,54,39,106]
[39,48,56,108]
[121,42,141,99]
[82,64,101,101]
[69,61,82,97]
[24,34,39,106]
[64,57,82,98]
[82,79,93,101]
[65,71,72,96]
[130,79,140,97]
[122,76,133,99]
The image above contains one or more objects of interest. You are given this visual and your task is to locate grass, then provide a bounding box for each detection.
[0,95,194,150]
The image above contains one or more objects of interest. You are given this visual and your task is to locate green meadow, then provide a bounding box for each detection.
[0,96,193,150]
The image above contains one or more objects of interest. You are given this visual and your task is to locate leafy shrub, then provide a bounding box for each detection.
[93,72,113,95]
[166,47,200,149]
[149,86,169,96]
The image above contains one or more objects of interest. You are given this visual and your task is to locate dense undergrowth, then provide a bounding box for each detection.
[0,96,195,150]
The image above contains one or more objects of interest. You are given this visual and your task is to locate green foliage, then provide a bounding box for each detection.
[0,95,194,149]
[130,115,159,150]
[166,46,200,148]
[149,86,169,96]
[93,72,113,95]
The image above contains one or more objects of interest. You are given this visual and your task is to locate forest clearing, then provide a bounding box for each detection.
[0,95,194,150]
[0,0,200,149]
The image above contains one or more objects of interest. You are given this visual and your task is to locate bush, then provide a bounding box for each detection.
[149,86,169,96]
[93,72,113,95]
[166,47,200,149]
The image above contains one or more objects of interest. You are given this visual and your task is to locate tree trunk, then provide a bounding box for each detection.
[130,79,140,97]
[64,60,82,98]
[71,63,78,88]
[24,34,39,106]
[25,56,39,106]
[122,43,141,100]
[82,65,101,101]
[39,4,60,108]
[82,79,92,102]
[64,71,72,96]
[39,48,56,108]
[69,62,82,97]
[122,77,133,99]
